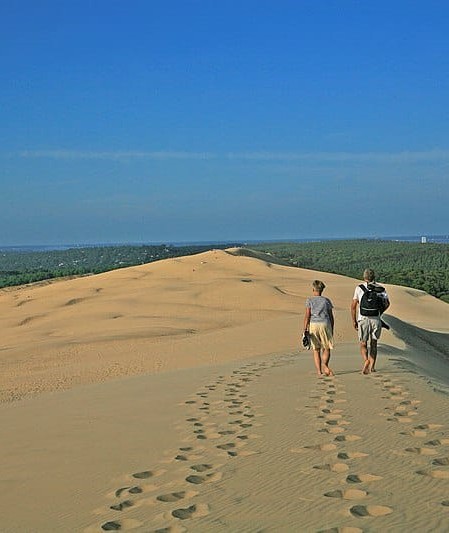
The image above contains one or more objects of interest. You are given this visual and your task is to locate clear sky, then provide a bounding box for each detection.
[1,0,448,245]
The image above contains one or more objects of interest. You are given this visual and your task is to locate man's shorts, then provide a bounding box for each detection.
[309,322,334,350]
[358,316,382,342]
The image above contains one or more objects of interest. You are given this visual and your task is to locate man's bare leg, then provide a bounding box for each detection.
[369,340,378,372]
[360,341,370,374]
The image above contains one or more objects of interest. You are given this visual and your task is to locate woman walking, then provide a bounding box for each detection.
[303,280,335,377]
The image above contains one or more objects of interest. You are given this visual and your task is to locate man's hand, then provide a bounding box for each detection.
[353,320,358,330]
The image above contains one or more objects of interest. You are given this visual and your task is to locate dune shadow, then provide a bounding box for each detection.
[384,314,449,386]
[225,247,291,267]
[385,315,449,359]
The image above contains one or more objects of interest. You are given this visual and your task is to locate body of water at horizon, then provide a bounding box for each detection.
[1,235,448,252]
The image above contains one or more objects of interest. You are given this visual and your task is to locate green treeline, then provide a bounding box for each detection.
[2,241,448,304]
[0,244,238,289]
[252,240,449,303]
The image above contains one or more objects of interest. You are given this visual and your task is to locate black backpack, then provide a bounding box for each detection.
[359,284,385,317]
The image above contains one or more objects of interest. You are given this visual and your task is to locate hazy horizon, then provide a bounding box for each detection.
[1,233,448,251]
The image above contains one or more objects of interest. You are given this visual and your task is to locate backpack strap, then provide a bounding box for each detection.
[359,284,368,293]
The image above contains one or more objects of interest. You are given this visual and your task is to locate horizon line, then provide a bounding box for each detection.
[1,234,447,249]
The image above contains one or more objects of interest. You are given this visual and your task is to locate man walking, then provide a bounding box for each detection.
[351,268,390,374]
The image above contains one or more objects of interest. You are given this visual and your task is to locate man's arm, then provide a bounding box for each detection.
[351,299,359,330]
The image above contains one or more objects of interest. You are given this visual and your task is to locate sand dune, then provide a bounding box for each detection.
[0,248,351,402]
[1,248,449,531]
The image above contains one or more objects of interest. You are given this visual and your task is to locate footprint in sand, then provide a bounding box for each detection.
[314,463,350,473]
[404,447,438,456]
[393,410,417,418]
[334,435,361,443]
[175,447,203,462]
[325,413,344,420]
[399,399,421,406]
[171,503,209,520]
[415,424,443,430]
[216,441,248,457]
[325,419,347,426]
[156,490,198,503]
[416,469,449,479]
[190,464,214,472]
[401,429,428,438]
[216,442,238,451]
[403,410,419,417]
[425,439,449,446]
[324,489,368,500]
[100,518,142,531]
[324,427,346,435]
[305,443,338,451]
[346,473,383,484]
[432,457,449,466]
[337,451,369,460]
[394,405,417,413]
[114,486,143,498]
[186,472,223,485]
[349,504,393,517]
[132,470,153,479]
[387,416,413,424]
[110,500,134,511]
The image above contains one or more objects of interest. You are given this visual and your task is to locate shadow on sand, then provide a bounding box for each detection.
[383,314,449,389]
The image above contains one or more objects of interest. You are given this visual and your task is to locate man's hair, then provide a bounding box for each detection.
[363,269,375,282]
[313,280,326,293]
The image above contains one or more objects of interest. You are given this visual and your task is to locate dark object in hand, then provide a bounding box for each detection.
[302,331,311,350]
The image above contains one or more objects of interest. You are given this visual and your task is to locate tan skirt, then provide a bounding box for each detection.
[309,322,334,350]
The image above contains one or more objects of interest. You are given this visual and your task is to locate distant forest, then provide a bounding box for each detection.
[1,240,448,304]
[252,240,449,303]
[0,244,239,289]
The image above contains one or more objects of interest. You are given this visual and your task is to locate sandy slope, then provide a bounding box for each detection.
[1,248,449,532]
[0,248,349,402]
[2,247,447,403]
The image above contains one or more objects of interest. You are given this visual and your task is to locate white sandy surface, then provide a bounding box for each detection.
[1,249,448,532]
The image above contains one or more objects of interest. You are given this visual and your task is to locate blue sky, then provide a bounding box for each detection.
[1,1,448,245]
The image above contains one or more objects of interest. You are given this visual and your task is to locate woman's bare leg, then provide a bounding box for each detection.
[313,350,323,376]
[322,348,334,376]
